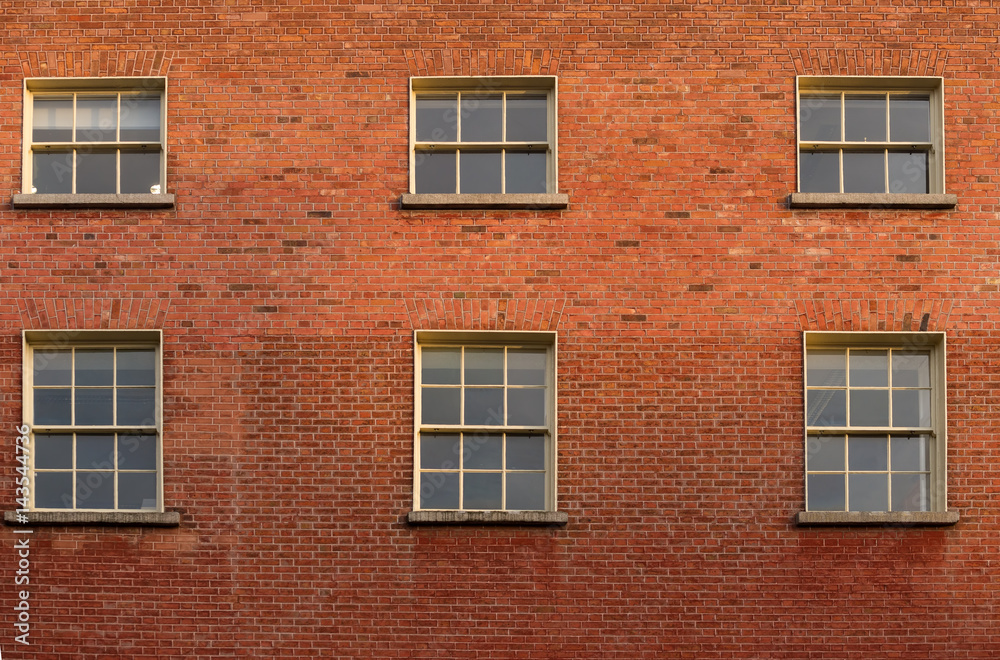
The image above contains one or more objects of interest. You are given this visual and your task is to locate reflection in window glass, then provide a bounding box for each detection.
[844,95,886,142]
[800,96,841,142]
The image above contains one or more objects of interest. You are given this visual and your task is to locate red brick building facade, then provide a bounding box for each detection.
[1,1,999,657]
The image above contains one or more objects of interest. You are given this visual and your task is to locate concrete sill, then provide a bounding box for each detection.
[788,193,957,210]
[796,510,960,527]
[4,510,181,527]
[400,193,569,210]
[12,193,176,209]
[407,510,568,526]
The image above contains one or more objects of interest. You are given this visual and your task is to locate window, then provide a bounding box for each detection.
[23,331,162,512]
[401,77,568,210]
[13,78,173,209]
[412,331,561,521]
[801,332,955,524]
[791,77,956,209]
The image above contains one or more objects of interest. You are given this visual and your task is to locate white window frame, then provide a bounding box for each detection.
[14,77,174,209]
[22,329,164,513]
[411,330,559,520]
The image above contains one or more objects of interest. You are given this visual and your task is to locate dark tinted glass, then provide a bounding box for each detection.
[422,348,460,384]
[843,151,885,193]
[75,349,114,386]
[506,472,545,510]
[120,95,161,142]
[34,389,72,425]
[463,472,502,509]
[505,151,547,193]
[848,473,888,511]
[807,473,845,511]
[117,349,157,386]
[76,96,117,142]
[33,97,73,142]
[506,94,547,142]
[506,434,546,470]
[421,388,460,425]
[460,95,502,142]
[416,96,457,142]
[799,151,840,193]
[76,388,114,425]
[799,95,841,141]
[421,433,461,471]
[844,95,886,142]
[414,151,456,193]
[120,151,161,194]
[118,433,158,470]
[806,434,844,471]
[34,473,73,509]
[34,350,72,386]
[464,434,502,470]
[889,96,930,142]
[76,150,117,194]
[507,388,545,426]
[887,152,927,194]
[420,472,459,509]
[33,151,73,194]
[464,388,503,425]
[118,472,158,509]
[77,434,116,470]
[75,472,115,509]
[459,151,501,193]
[34,433,73,470]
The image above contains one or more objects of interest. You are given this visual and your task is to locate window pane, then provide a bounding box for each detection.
[843,151,885,193]
[892,389,931,428]
[416,95,457,142]
[118,472,158,510]
[118,433,158,470]
[76,472,115,509]
[891,434,929,472]
[850,350,888,387]
[505,151,547,194]
[421,388,460,425]
[77,434,116,470]
[844,95,886,142]
[76,96,118,142]
[465,348,503,385]
[76,150,117,194]
[120,95,161,142]
[892,352,930,388]
[506,94,548,142]
[33,97,73,142]
[506,472,546,510]
[420,472,459,509]
[120,151,161,194]
[891,473,929,511]
[807,349,846,387]
[887,151,928,194]
[414,151,456,193]
[76,349,114,386]
[464,433,502,470]
[799,151,840,193]
[847,435,888,471]
[34,473,73,509]
[76,388,114,425]
[459,151,502,194]
[422,347,461,385]
[117,349,157,386]
[800,95,841,142]
[463,472,502,509]
[806,434,844,471]
[34,349,72,386]
[460,95,502,142]
[117,388,157,425]
[848,473,888,511]
[464,388,504,425]
[506,434,546,471]
[34,433,73,470]
[806,389,845,427]
[807,473,845,511]
[507,388,546,426]
[34,388,72,425]
[889,96,930,143]
[508,349,547,385]
[420,433,461,471]
[850,390,889,427]
[33,150,73,194]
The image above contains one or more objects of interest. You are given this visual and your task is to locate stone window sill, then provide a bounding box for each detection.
[4,510,181,527]
[407,510,568,526]
[788,193,957,210]
[795,510,959,527]
[400,193,569,210]
[12,193,176,210]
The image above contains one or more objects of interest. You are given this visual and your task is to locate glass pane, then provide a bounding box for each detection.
[892,352,930,388]
[118,433,158,470]
[459,151,501,194]
[848,473,888,511]
[416,95,457,142]
[120,151,161,194]
[34,433,73,470]
[76,471,115,509]
[887,152,928,194]
[117,388,156,425]
[799,95,840,142]
[118,472,158,510]
[847,435,888,471]
[76,150,117,194]
[34,349,72,385]
[892,389,931,428]
[120,95,161,142]
[799,151,840,193]
[76,96,118,142]
[77,434,116,470]
[463,472,502,509]
[850,390,889,427]
[34,472,73,509]
[505,151,547,193]
[507,388,546,426]
[506,94,548,142]
[75,349,114,386]
[843,151,885,193]
[420,433,461,470]
[421,388,460,425]
[34,388,72,425]
[117,349,157,386]
[807,349,846,387]
[891,434,929,472]
[33,150,73,194]
[506,434,546,470]
[422,347,461,385]
[891,473,929,511]
[850,349,888,387]
[460,95,502,142]
[506,472,546,510]
[464,433,502,470]
[420,472,459,509]
[414,151,456,193]
[76,388,114,425]
[844,95,886,142]
[465,348,503,385]
[806,389,845,427]
[508,349,547,385]
[33,97,73,142]
[464,388,504,425]
[889,96,930,143]
[807,473,845,511]
[806,434,844,471]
